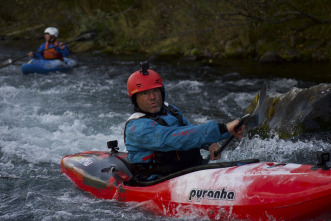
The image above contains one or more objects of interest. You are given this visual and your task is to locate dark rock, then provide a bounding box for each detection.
[249,83,331,138]
[260,51,284,63]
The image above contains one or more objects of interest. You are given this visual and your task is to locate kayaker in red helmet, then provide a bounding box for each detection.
[125,62,244,181]
[28,27,69,60]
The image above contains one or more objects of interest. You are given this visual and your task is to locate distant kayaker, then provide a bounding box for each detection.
[28,27,69,60]
[124,62,245,181]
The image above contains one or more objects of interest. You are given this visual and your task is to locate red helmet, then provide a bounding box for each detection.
[127,69,164,97]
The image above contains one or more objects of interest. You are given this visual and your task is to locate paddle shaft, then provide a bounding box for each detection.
[31,31,95,52]
[214,114,250,157]
[0,44,69,68]
[214,136,235,157]
[31,40,75,56]
[212,84,267,159]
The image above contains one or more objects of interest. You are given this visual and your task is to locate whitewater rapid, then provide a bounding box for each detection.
[0,53,330,220]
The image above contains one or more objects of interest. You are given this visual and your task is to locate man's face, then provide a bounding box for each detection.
[45,33,55,43]
[45,33,51,41]
[136,88,162,113]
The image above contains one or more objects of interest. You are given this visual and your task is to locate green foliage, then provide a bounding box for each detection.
[0,0,330,61]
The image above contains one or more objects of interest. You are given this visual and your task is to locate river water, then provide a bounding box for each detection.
[0,42,331,220]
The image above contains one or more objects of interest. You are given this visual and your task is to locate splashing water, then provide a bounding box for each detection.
[0,54,330,220]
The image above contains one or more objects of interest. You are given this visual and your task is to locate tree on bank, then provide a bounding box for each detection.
[0,0,330,62]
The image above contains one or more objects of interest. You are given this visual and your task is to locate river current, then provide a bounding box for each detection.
[0,43,331,220]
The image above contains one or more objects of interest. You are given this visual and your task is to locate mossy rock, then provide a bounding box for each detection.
[247,83,331,139]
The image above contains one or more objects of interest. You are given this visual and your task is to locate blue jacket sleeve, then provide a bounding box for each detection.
[57,44,70,57]
[33,43,45,59]
[125,118,229,153]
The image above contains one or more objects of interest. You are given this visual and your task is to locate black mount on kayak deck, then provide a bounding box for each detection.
[312,152,330,170]
[107,140,119,154]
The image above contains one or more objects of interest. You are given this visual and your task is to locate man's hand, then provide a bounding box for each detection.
[59,42,66,50]
[209,143,221,161]
[226,119,245,138]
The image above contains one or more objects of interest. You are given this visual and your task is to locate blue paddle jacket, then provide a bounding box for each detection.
[33,42,69,60]
[124,103,230,165]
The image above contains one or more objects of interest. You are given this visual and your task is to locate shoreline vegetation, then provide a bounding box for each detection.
[0,0,330,64]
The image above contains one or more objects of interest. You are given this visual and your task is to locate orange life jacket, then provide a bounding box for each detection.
[43,42,63,60]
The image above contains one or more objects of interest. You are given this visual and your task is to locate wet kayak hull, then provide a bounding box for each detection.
[60,151,331,220]
[21,58,77,74]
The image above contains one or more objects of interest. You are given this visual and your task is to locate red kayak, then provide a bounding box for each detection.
[60,150,331,220]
